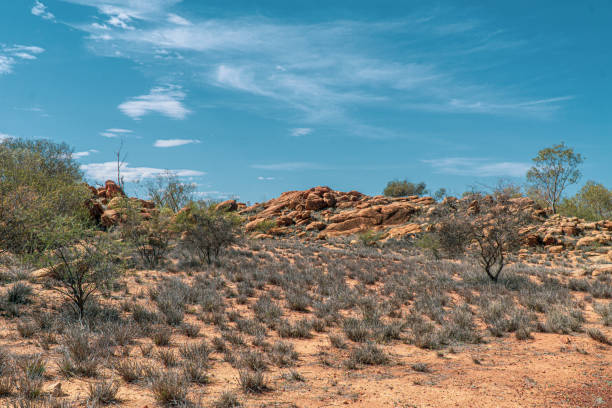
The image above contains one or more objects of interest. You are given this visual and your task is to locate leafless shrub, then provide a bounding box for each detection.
[87,379,120,405]
[587,328,611,345]
[433,195,530,282]
[238,370,270,394]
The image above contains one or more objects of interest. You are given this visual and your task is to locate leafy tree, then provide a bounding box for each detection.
[174,201,240,265]
[433,188,447,201]
[558,181,612,221]
[526,142,583,213]
[383,180,427,197]
[145,170,195,213]
[0,138,91,254]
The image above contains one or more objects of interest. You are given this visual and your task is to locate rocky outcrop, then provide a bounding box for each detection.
[233,187,612,260]
[86,180,155,228]
[237,186,434,240]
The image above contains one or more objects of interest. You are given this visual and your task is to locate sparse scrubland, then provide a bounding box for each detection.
[0,138,610,407]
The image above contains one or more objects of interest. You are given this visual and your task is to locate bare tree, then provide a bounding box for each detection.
[43,232,122,319]
[115,139,127,190]
[145,170,195,213]
[434,195,530,282]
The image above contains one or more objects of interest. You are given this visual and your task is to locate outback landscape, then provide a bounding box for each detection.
[0,139,611,408]
[2,1,611,407]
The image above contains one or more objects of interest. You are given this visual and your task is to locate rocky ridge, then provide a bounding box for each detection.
[234,186,612,268]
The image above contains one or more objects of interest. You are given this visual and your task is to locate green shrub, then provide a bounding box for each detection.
[120,201,173,269]
[0,138,91,254]
[559,181,612,221]
[383,180,427,197]
[254,219,276,234]
[415,233,441,259]
[357,230,384,247]
[174,201,240,265]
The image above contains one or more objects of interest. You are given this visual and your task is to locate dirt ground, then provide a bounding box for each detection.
[0,239,610,408]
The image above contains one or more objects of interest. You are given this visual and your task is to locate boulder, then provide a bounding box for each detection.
[525,234,542,247]
[386,223,421,239]
[542,234,559,246]
[548,245,564,254]
[216,199,238,212]
[104,180,124,198]
[305,194,327,211]
[305,221,327,231]
[101,209,121,227]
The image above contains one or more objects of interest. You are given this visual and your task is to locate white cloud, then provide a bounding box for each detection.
[154,139,200,147]
[195,191,238,200]
[167,13,191,26]
[73,149,99,159]
[100,128,133,138]
[31,1,55,20]
[0,45,45,75]
[118,86,191,120]
[290,128,313,137]
[0,132,13,141]
[251,162,326,171]
[0,56,12,75]
[66,2,574,136]
[107,128,133,133]
[422,158,531,177]
[257,176,275,181]
[81,161,205,182]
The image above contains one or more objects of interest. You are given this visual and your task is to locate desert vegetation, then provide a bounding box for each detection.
[0,138,609,407]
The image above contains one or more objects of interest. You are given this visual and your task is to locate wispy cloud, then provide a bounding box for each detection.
[290,128,313,137]
[118,86,191,120]
[31,1,55,20]
[81,161,204,182]
[251,162,327,171]
[0,45,45,75]
[66,2,573,135]
[73,149,99,159]
[195,190,238,200]
[167,13,191,26]
[422,157,531,177]
[100,128,133,138]
[154,139,200,148]
[257,176,275,181]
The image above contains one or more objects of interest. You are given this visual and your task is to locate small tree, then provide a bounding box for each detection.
[383,180,427,197]
[526,142,583,213]
[174,202,239,265]
[120,200,173,268]
[434,195,529,282]
[41,223,123,319]
[558,181,612,221]
[0,138,91,254]
[145,170,195,213]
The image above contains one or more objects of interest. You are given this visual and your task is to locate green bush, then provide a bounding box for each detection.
[174,201,241,265]
[357,230,384,247]
[558,181,612,221]
[254,219,277,234]
[120,200,173,268]
[383,180,427,197]
[415,233,441,259]
[0,138,92,254]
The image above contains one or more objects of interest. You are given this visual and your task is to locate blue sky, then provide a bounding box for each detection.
[1,0,610,203]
